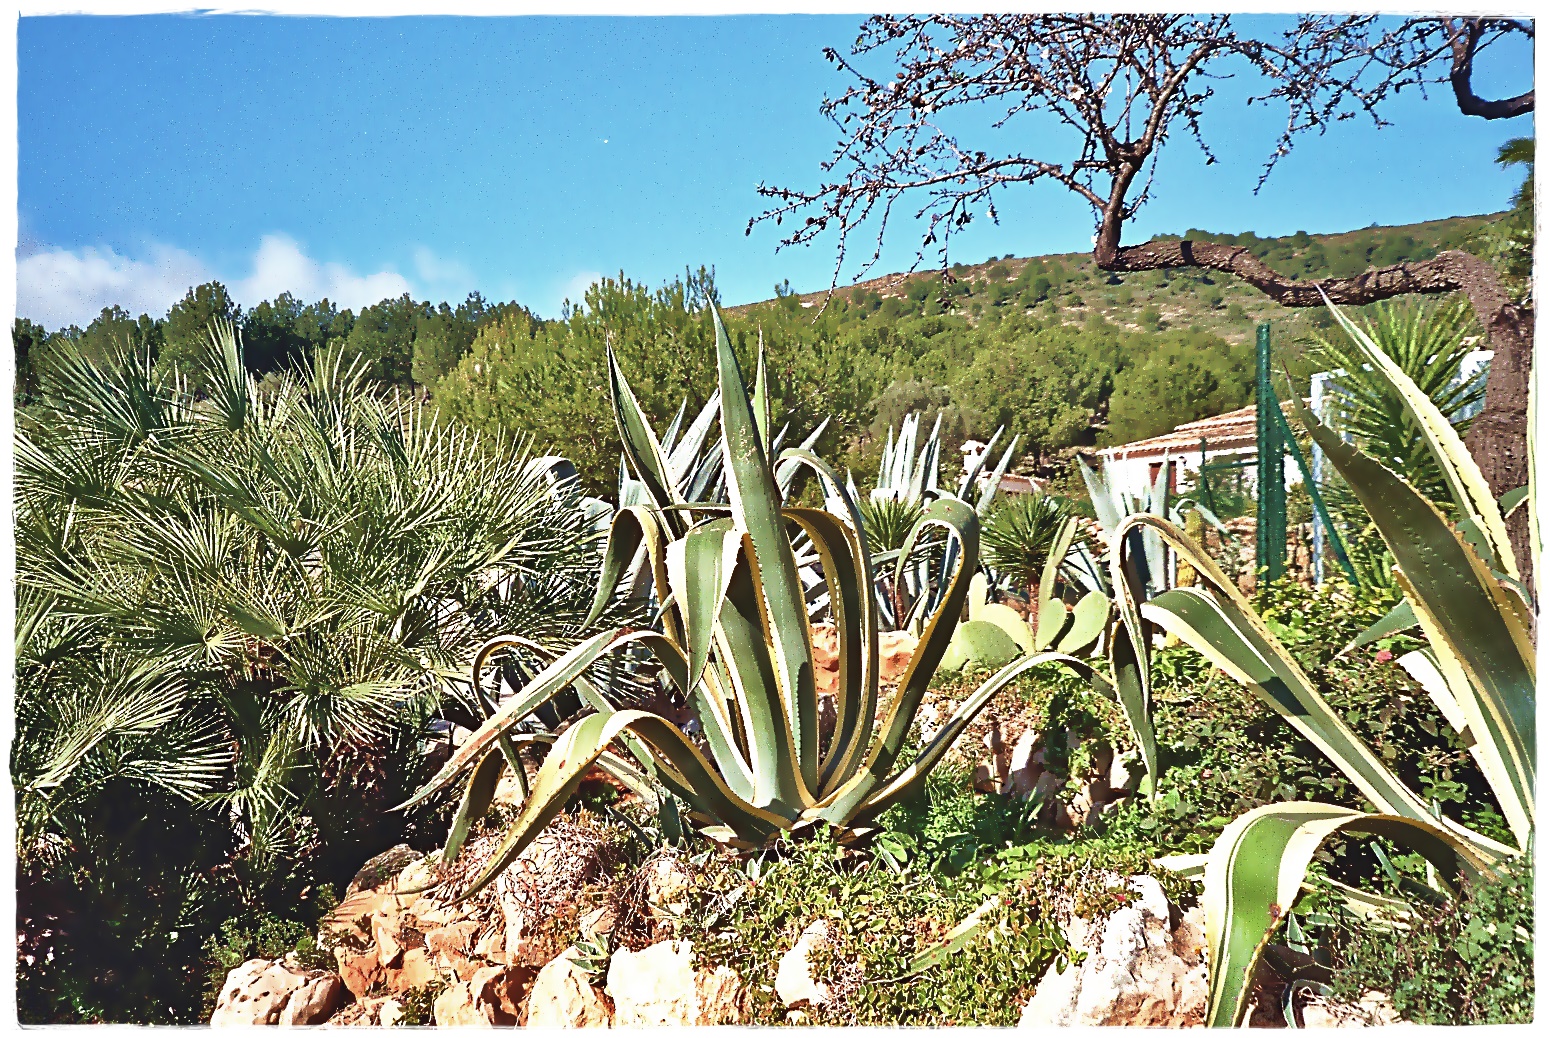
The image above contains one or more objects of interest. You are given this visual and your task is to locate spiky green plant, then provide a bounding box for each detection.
[12,326,607,871]
[981,492,1075,601]
[404,306,1115,898]
[1124,296,1533,1027]
[1306,297,1484,507]
[859,496,927,554]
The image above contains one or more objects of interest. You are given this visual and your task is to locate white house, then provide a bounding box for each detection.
[1093,404,1303,502]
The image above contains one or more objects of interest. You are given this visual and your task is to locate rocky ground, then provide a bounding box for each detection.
[210,624,1397,1028]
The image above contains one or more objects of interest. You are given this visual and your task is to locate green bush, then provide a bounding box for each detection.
[1328,855,1534,1024]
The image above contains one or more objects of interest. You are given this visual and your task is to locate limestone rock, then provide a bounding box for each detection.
[376,998,405,1028]
[335,945,384,1000]
[645,852,693,920]
[606,939,740,1026]
[384,947,439,994]
[1300,990,1401,1028]
[211,958,307,1026]
[433,981,493,1028]
[775,920,832,1008]
[277,972,345,1026]
[1019,877,1206,1027]
[608,940,698,1026]
[526,948,612,1028]
[323,995,396,1027]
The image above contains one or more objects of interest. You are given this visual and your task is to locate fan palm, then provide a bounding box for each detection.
[12,324,609,882]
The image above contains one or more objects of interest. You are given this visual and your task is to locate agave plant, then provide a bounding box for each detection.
[854,411,1021,629]
[1121,296,1533,1027]
[1080,454,1230,600]
[404,306,1114,898]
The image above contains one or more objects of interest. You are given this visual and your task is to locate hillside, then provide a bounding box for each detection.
[728,212,1502,348]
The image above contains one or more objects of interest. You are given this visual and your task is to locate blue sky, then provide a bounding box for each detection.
[16,13,1534,328]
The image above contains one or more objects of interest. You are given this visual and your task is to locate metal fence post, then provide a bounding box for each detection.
[1255,323,1286,583]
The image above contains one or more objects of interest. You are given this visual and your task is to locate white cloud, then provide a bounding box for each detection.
[232,234,413,312]
[412,246,477,298]
[16,243,211,329]
[557,270,604,312]
[16,235,419,328]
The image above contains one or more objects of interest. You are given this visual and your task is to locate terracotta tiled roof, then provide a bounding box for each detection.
[1099,401,1304,461]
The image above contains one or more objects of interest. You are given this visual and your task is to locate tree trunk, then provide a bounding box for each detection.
[1091,235,1533,588]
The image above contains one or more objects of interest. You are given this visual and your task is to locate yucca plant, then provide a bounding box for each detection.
[1119,295,1533,1027]
[404,307,1115,898]
[981,492,1076,602]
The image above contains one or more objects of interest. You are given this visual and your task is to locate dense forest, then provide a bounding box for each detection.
[13,212,1502,493]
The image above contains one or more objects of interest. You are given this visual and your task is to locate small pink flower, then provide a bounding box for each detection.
[1375,649,1394,663]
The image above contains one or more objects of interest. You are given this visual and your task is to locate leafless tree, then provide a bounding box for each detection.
[750,14,1533,574]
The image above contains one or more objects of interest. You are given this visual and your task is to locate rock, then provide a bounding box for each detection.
[211,958,307,1026]
[1006,729,1044,798]
[425,921,481,965]
[527,947,613,1027]
[877,629,918,684]
[376,998,405,1028]
[278,972,345,1026]
[373,917,405,968]
[579,905,617,938]
[645,853,694,920]
[775,920,832,1008]
[1019,877,1206,1028]
[695,964,746,1025]
[430,964,532,1027]
[474,927,507,963]
[384,947,439,994]
[1108,750,1143,795]
[347,843,420,896]
[817,692,838,744]
[1300,990,1401,1028]
[433,981,493,1028]
[606,939,740,1026]
[323,995,396,1027]
[608,940,698,1026]
[335,946,384,1000]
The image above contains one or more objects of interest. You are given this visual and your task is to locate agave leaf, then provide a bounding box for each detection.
[1288,391,1535,850]
[1339,599,1418,656]
[908,894,1003,973]
[585,505,671,629]
[400,629,688,811]
[607,347,683,522]
[975,433,1020,514]
[751,345,772,457]
[665,517,741,694]
[1034,516,1081,648]
[454,709,788,900]
[855,650,1106,820]
[957,425,1003,501]
[712,305,819,792]
[1203,802,1497,1027]
[1318,292,1517,579]
[714,541,810,811]
[815,497,980,822]
[443,747,505,863]
[1107,523,1160,788]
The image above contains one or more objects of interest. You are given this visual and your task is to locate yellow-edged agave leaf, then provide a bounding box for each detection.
[1289,391,1535,850]
[1318,291,1517,579]
[585,505,673,631]
[606,347,683,521]
[714,540,811,812]
[454,709,792,900]
[1203,802,1496,1027]
[1339,598,1418,656]
[815,497,980,822]
[853,650,1105,820]
[443,747,505,863]
[711,305,819,792]
[665,517,741,694]
[400,628,690,810]
[1106,525,1160,787]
